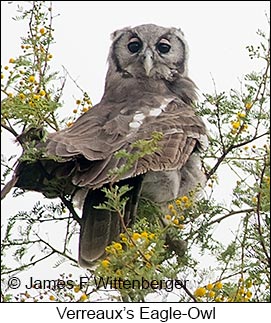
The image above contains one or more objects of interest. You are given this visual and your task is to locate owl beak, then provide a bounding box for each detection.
[143,49,154,76]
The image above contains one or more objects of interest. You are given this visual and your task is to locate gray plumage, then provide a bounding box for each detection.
[15,24,207,268]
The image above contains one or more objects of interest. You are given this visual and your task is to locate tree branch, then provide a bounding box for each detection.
[207,208,254,227]
[60,196,82,226]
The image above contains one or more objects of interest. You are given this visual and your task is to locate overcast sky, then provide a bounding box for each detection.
[1,0,270,301]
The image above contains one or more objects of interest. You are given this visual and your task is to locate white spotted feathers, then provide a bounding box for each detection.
[129,98,174,129]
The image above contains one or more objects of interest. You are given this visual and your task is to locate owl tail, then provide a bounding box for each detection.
[78,176,143,268]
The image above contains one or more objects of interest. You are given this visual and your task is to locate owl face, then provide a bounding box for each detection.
[109,24,188,81]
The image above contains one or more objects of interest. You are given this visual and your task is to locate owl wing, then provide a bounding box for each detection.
[46,93,207,189]
[45,94,207,266]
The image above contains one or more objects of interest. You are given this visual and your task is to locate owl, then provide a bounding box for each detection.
[15,24,207,268]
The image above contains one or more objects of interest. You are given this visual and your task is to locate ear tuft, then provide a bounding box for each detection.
[110,26,131,41]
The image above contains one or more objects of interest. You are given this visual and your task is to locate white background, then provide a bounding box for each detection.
[1,0,270,310]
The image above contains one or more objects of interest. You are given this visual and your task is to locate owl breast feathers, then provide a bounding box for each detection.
[15,24,208,268]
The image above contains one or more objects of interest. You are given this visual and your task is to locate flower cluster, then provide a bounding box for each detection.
[230,110,249,134]
[66,93,93,127]
[194,281,223,301]
[194,278,254,302]
[165,195,194,230]
[1,3,60,131]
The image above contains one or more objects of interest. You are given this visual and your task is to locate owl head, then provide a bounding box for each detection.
[108,24,189,81]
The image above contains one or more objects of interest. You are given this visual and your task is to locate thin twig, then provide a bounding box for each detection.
[36,234,77,264]
[60,195,82,225]
[207,131,269,180]
[3,251,55,275]
[207,208,254,227]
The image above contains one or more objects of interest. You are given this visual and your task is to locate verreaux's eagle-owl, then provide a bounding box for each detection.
[14,24,207,268]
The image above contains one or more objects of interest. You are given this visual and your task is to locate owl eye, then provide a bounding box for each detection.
[157,42,171,54]
[127,38,142,53]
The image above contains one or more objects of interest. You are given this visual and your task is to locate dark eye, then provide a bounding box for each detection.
[157,42,171,54]
[127,38,142,53]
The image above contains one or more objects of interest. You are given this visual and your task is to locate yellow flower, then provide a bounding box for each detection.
[39,89,46,96]
[246,280,252,288]
[178,224,185,229]
[179,215,185,221]
[73,109,78,114]
[215,281,223,289]
[8,93,13,98]
[120,233,128,242]
[74,285,80,293]
[246,291,252,299]
[101,259,110,268]
[175,199,181,206]
[149,233,155,240]
[206,283,214,290]
[49,295,55,301]
[9,58,15,63]
[141,231,148,238]
[245,102,252,110]
[47,54,53,59]
[28,75,35,83]
[244,146,249,150]
[184,202,192,208]
[1,73,4,79]
[19,93,25,100]
[132,232,141,240]
[79,294,88,302]
[105,246,112,253]
[4,66,8,70]
[39,27,45,34]
[115,269,122,276]
[165,214,171,220]
[208,291,215,298]
[181,196,189,203]
[232,121,240,129]
[33,94,40,100]
[173,219,179,225]
[76,99,81,105]
[25,292,31,298]
[252,196,257,204]
[241,124,248,131]
[82,107,89,113]
[239,288,245,295]
[66,121,74,127]
[194,287,206,297]
[237,112,246,118]
[168,204,174,210]
[112,242,122,251]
